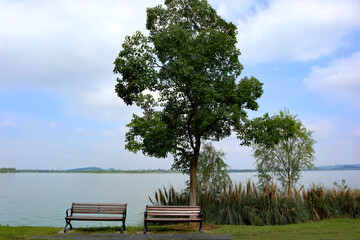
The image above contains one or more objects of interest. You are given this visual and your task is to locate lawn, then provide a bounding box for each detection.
[0,226,59,240]
[212,219,360,240]
[1,219,359,240]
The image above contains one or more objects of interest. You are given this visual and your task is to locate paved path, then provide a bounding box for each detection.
[29,233,231,240]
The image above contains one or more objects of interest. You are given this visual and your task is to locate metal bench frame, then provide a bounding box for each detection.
[64,203,127,233]
[144,205,203,234]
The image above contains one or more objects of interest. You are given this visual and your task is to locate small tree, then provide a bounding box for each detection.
[196,142,232,193]
[113,0,263,205]
[252,109,316,193]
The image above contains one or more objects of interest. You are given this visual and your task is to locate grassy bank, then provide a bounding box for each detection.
[0,226,59,240]
[1,219,359,240]
[212,219,360,240]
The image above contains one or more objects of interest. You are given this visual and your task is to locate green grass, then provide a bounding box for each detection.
[141,219,360,239]
[0,226,59,240]
[212,219,360,240]
[137,219,360,239]
[1,219,359,240]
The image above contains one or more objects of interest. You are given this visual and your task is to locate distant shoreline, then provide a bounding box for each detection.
[1,167,360,174]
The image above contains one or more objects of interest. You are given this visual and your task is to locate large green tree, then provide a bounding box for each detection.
[252,109,316,193]
[113,0,263,205]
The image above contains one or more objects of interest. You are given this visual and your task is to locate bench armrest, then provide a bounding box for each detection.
[65,208,72,217]
[144,211,147,219]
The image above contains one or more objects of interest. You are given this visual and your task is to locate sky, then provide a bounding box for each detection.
[1,0,360,170]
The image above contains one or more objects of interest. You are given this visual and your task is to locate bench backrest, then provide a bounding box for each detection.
[146,206,201,216]
[71,203,127,214]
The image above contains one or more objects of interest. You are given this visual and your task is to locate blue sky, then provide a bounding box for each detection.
[1,0,360,170]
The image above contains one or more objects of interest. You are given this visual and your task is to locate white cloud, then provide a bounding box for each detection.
[67,80,139,121]
[0,0,163,87]
[304,120,335,139]
[0,0,163,121]
[304,51,360,106]
[236,0,360,64]
[209,0,254,20]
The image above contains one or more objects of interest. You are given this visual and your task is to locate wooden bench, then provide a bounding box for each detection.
[144,205,203,233]
[64,203,127,233]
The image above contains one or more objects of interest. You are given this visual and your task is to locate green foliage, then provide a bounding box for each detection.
[196,143,232,193]
[252,109,316,193]
[0,168,16,173]
[114,0,263,204]
[114,0,263,164]
[238,110,301,148]
[333,179,348,190]
[173,142,232,193]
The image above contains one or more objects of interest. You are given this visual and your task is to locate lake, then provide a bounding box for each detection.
[0,171,359,227]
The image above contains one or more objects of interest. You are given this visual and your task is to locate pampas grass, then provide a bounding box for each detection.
[149,180,360,225]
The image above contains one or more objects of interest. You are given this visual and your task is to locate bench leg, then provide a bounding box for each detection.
[121,219,125,233]
[64,220,72,233]
[199,221,203,233]
[144,221,147,234]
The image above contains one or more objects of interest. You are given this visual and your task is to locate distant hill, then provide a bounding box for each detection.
[66,167,102,172]
[7,164,360,174]
[57,164,360,172]
[314,164,360,171]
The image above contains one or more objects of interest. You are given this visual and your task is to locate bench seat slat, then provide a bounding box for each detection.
[147,210,200,212]
[147,207,200,210]
[72,211,125,214]
[147,206,199,208]
[73,206,126,209]
[73,207,126,210]
[147,213,200,216]
[66,215,124,221]
[73,205,126,208]
[145,218,202,222]
[73,203,126,206]
[73,209,125,212]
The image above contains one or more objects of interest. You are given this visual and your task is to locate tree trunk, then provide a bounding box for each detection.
[189,135,201,206]
[287,176,291,195]
[189,159,198,206]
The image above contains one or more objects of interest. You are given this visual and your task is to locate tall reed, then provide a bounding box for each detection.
[149,180,360,225]
[302,184,360,220]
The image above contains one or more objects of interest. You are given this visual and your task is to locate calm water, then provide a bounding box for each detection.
[0,171,359,227]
